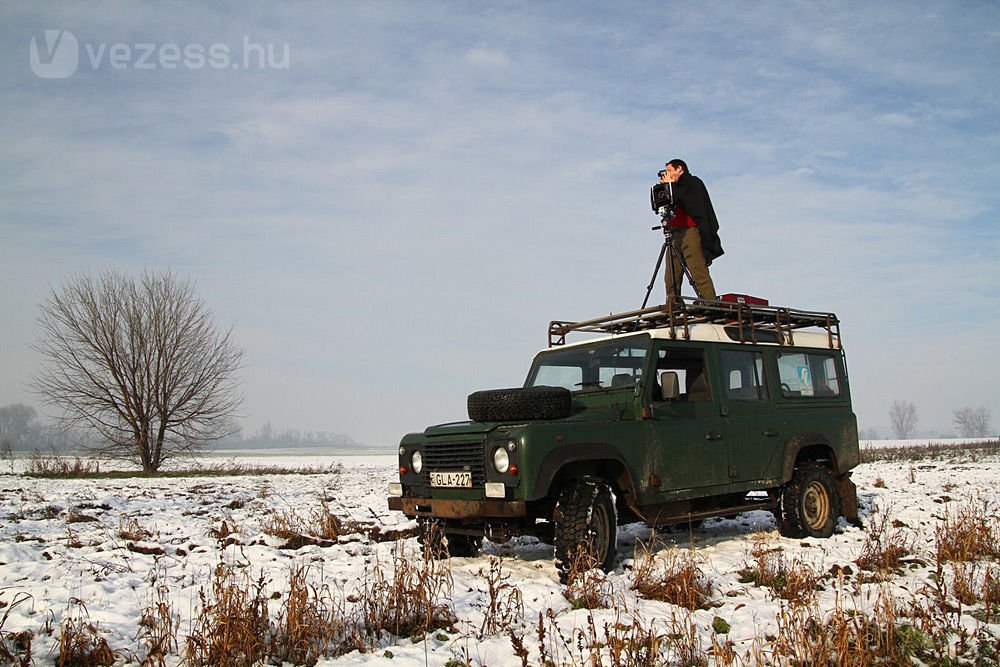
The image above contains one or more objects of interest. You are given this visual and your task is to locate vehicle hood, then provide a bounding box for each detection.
[422,421,503,437]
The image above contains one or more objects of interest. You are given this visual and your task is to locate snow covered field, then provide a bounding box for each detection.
[1,442,997,665]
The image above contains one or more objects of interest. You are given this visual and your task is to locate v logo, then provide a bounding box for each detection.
[35,30,65,64]
[30,29,79,79]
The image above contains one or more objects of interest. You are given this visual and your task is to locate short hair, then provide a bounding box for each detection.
[666,159,688,173]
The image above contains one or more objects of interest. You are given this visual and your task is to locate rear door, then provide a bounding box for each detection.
[717,348,784,487]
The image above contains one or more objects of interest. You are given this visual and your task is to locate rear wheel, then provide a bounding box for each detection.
[779,466,839,538]
[553,479,617,581]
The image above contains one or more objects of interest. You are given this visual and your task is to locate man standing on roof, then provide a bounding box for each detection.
[660,159,724,304]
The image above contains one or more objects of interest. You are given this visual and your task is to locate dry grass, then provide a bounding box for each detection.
[260,509,299,540]
[25,453,101,477]
[761,587,918,666]
[630,542,713,611]
[136,580,178,667]
[357,538,457,640]
[477,557,524,637]
[183,561,270,667]
[861,439,1000,464]
[738,533,821,604]
[306,494,355,540]
[0,592,33,667]
[514,605,714,667]
[854,506,914,579]
[118,515,153,542]
[951,561,1000,610]
[260,494,361,544]
[56,600,128,667]
[935,496,1000,563]
[24,455,340,479]
[561,546,615,610]
[268,564,364,666]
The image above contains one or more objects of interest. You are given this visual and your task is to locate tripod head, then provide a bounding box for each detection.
[652,205,677,231]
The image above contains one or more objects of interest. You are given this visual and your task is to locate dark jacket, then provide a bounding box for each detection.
[672,172,724,264]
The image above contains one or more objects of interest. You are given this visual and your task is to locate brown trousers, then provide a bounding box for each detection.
[664,227,717,302]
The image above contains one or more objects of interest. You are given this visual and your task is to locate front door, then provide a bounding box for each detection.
[646,343,730,499]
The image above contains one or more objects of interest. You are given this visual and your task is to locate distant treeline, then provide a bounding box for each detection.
[0,404,358,452]
[220,422,358,449]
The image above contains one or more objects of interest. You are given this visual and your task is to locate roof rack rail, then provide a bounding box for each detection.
[548,296,842,349]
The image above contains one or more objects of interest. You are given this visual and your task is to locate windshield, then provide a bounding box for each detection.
[525,336,650,393]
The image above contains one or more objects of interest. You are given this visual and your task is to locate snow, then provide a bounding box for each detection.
[1,444,997,665]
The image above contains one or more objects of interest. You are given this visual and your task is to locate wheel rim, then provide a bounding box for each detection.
[590,501,611,562]
[802,481,831,531]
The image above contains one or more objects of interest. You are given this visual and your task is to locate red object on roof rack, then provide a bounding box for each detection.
[720,293,769,306]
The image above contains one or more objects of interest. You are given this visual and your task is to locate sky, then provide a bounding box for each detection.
[1,1,998,446]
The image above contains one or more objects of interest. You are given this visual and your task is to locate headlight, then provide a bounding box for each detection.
[493,447,510,474]
[411,450,423,474]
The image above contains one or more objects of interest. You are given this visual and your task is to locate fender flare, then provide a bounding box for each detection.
[780,433,839,482]
[530,443,638,503]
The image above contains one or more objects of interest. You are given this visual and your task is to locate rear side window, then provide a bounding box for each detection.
[777,352,842,398]
[720,350,767,401]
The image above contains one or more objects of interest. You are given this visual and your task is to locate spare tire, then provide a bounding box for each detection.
[467,386,572,422]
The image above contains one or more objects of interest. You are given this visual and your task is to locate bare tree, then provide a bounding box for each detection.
[952,407,992,438]
[889,400,918,439]
[32,270,243,472]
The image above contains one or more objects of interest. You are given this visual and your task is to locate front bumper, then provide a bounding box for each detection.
[388,496,527,519]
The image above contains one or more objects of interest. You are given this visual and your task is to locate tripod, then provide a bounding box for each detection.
[640,208,698,310]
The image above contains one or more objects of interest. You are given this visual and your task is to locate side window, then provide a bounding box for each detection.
[720,350,767,401]
[651,345,712,403]
[776,352,842,398]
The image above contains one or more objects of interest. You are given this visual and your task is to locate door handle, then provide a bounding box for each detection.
[762,428,780,437]
[705,432,724,441]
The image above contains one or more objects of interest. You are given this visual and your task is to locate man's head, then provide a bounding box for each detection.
[664,159,687,183]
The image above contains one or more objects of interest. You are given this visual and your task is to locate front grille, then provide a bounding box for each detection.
[421,440,486,487]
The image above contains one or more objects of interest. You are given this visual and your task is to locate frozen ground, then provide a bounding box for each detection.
[0,441,997,665]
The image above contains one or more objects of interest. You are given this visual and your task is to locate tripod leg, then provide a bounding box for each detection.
[641,241,668,310]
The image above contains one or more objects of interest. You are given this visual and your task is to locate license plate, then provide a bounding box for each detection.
[430,471,472,488]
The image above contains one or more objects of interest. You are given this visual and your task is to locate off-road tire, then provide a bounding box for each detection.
[553,479,617,582]
[417,518,482,558]
[779,465,839,538]
[443,533,482,557]
[467,386,572,422]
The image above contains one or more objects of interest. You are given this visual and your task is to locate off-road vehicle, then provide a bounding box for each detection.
[387,296,860,577]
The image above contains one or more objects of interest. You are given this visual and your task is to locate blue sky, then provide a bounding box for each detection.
[2,1,998,445]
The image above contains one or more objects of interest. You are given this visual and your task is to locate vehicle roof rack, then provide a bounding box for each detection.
[548,296,842,349]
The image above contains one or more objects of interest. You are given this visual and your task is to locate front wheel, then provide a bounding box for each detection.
[779,466,840,538]
[417,518,483,558]
[553,479,617,581]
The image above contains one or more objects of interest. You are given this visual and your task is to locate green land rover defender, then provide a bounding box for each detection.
[387,297,860,578]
